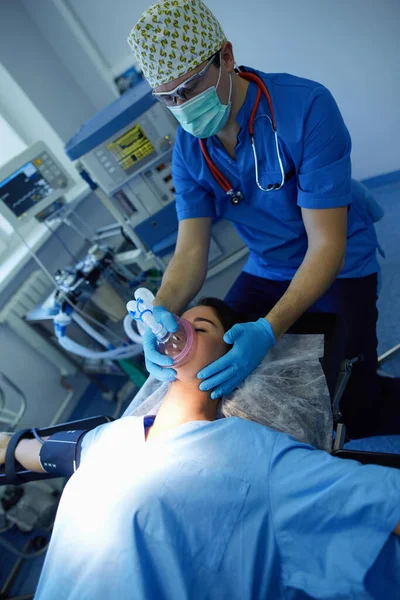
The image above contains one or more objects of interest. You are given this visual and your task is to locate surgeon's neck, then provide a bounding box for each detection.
[147,379,217,440]
[216,73,249,156]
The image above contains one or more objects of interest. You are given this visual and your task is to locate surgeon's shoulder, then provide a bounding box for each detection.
[260,71,338,125]
[266,72,325,92]
[264,72,334,107]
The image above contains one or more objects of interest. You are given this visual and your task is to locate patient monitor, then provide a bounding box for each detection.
[0,141,75,230]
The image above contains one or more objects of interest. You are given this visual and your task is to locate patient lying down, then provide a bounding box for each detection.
[130,298,334,451]
[11,299,400,599]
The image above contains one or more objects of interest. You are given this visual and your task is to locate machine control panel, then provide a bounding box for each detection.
[31,152,69,190]
[79,102,177,196]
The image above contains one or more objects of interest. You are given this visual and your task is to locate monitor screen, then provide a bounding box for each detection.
[106,124,154,172]
[0,162,53,219]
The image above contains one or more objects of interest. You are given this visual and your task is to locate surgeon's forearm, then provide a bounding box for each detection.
[265,245,345,339]
[154,250,207,315]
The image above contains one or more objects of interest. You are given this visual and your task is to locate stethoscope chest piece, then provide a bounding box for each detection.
[230,191,244,205]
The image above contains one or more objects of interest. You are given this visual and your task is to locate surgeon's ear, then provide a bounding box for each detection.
[221,41,235,73]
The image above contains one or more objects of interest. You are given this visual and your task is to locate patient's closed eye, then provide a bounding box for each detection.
[193,317,217,328]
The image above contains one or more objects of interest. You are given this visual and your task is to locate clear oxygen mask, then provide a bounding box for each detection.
[127,287,197,368]
[155,316,196,366]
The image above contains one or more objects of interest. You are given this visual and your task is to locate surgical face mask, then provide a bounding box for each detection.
[168,66,232,138]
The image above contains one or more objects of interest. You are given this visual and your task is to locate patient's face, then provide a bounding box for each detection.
[176,305,229,382]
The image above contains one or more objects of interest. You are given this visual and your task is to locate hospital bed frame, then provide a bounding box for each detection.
[331,357,400,468]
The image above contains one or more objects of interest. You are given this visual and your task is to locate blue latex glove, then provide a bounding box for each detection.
[197,318,275,399]
[143,306,178,382]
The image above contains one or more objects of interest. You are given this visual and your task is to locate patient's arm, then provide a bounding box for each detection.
[1,418,109,486]
[0,433,48,473]
[394,523,400,536]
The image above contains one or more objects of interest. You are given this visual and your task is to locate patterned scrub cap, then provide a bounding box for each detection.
[127,0,226,88]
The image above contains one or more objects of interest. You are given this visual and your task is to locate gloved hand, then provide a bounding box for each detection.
[197,318,275,399]
[143,306,178,382]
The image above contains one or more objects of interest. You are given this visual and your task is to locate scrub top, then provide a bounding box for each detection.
[34,416,400,600]
[172,69,380,281]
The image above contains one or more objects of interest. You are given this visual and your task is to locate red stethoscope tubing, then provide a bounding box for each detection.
[199,71,277,196]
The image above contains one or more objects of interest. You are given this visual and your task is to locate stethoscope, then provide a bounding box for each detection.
[199,70,286,206]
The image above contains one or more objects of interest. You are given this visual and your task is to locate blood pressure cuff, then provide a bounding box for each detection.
[2,415,113,487]
[39,429,88,477]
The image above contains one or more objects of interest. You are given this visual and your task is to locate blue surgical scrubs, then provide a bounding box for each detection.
[34,416,400,600]
[172,70,397,440]
[172,69,380,281]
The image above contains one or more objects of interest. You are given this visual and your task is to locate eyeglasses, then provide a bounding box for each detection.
[152,53,217,107]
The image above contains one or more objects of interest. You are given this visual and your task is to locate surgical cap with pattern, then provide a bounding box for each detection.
[127,0,226,88]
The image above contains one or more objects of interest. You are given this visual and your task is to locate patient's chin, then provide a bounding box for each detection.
[174,363,199,383]
[174,355,211,384]
[174,344,229,384]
